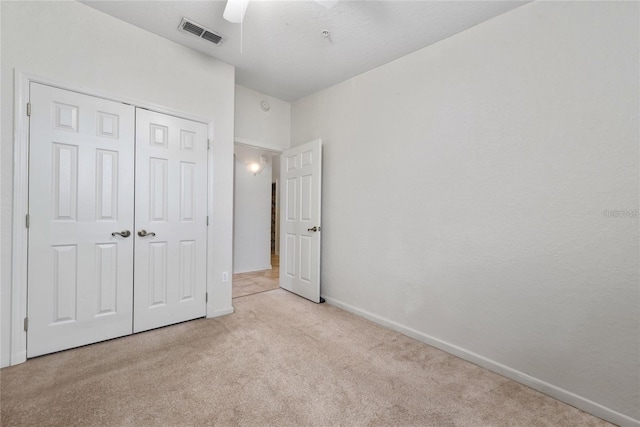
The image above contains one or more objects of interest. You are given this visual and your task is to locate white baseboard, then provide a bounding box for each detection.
[210,307,234,318]
[233,265,272,275]
[322,295,639,427]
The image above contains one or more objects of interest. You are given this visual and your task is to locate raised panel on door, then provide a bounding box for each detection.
[96,243,118,315]
[52,143,78,221]
[52,245,78,323]
[27,83,135,357]
[179,240,197,301]
[180,162,196,222]
[286,178,297,221]
[301,174,313,221]
[149,158,169,222]
[96,150,119,221]
[285,233,297,278]
[148,241,169,307]
[134,109,208,333]
[279,140,323,303]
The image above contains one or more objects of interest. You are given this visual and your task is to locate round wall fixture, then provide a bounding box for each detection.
[260,100,271,112]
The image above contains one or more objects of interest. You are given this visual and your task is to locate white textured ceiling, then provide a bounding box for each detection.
[82,0,527,102]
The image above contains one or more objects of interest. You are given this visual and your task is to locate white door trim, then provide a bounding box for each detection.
[234,137,284,154]
[10,70,216,366]
[10,71,31,366]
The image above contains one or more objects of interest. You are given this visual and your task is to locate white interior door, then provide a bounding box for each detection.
[27,83,135,357]
[279,139,323,303]
[133,109,208,333]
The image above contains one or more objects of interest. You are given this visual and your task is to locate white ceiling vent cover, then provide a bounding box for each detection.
[179,18,223,45]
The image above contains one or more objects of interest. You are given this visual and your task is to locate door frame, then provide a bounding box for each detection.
[233,139,284,263]
[10,71,216,366]
[231,140,282,299]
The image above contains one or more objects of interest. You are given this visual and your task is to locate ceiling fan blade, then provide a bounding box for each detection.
[223,0,249,23]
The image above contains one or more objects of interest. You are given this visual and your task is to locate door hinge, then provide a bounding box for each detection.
[24,317,29,332]
[206,293,208,303]
[26,103,31,116]
[25,214,30,228]
[206,216,209,226]
[207,139,211,150]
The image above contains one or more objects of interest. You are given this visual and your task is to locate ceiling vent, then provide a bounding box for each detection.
[179,18,223,45]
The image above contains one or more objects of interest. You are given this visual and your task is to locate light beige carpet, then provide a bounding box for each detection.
[1,289,610,426]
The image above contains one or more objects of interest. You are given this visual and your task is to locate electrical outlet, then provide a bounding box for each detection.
[222,271,229,283]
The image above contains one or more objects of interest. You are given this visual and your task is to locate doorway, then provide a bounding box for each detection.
[232,145,280,298]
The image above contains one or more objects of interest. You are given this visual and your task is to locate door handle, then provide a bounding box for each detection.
[111,230,131,238]
[307,226,320,232]
[137,229,156,237]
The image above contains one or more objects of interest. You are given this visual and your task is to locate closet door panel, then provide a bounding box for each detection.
[134,109,208,333]
[27,83,135,357]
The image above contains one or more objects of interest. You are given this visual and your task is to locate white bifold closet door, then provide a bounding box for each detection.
[27,83,136,357]
[27,83,208,357]
[133,108,208,333]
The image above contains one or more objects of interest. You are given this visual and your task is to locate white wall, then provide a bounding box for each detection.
[233,146,273,274]
[1,1,235,367]
[235,84,291,150]
[291,2,639,424]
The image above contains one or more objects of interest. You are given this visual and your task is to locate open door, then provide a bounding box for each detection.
[279,140,322,303]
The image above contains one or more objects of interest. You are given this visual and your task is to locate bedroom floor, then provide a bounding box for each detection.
[232,254,280,298]
[0,289,611,427]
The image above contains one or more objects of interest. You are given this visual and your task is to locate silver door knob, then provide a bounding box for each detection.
[307,226,320,232]
[111,230,131,238]
[137,229,156,237]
